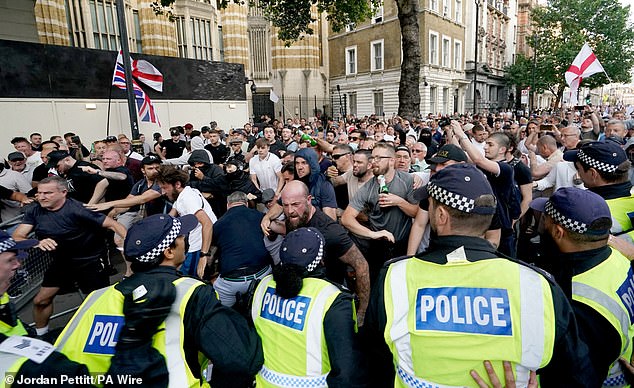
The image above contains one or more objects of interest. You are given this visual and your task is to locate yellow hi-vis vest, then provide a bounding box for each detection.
[607,196,634,244]
[251,275,341,388]
[573,248,634,388]
[55,277,208,388]
[383,257,556,388]
[0,293,31,386]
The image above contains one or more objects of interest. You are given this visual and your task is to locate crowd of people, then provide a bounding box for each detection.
[1,105,634,386]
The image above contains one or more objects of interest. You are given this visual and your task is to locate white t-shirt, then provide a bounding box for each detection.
[249,152,282,192]
[172,186,217,252]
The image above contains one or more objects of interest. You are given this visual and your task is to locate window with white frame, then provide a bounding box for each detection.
[88,0,120,50]
[430,87,437,113]
[454,40,462,70]
[455,0,462,23]
[374,90,384,116]
[372,1,384,23]
[345,46,357,75]
[176,17,188,58]
[443,0,451,17]
[191,17,213,60]
[442,36,450,67]
[430,0,438,12]
[371,39,384,71]
[349,92,357,116]
[443,87,449,113]
[429,31,438,65]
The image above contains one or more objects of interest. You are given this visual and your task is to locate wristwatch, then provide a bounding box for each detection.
[201,251,211,257]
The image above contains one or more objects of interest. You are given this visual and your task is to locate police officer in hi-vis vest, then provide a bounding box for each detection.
[251,227,365,387]
[532,187,634,387]
[364,163,601,387]
[55,214,264,388]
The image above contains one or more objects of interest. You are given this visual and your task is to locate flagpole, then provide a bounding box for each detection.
[603,70,613,84]
[106,86,113,136]
[115,0,139,139]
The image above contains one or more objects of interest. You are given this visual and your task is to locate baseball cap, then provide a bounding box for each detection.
[104,135,118,143]
[413,163,496,215]
[530,187,611,235]
[229,139,243,145]
[170,129,180,136]
[395,145,411,155]
[563,141,628,173]
[46,150,70,168]
[184,123,193,130]
[261,188,275,204]
[7,152,25,162]
[428,144,468,164]
[231,129,246,136]
[463,123,475,132]
[141,154,162,166]
[280,228,325,272]
[124,214,199,264]
[0,230,38,259]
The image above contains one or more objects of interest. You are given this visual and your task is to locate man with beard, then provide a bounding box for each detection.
[341,143,419,284]
[329,148,374,211]
[294,148,337,220]
[157,166,216,279]
[261,180,370,325]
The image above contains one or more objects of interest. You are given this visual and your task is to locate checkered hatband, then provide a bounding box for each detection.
[306,240,324,272]
[545,201,588,234]
[427,182,475,213]
[136,218,183,263]
[578,149,619,173]
[0,238,16,254]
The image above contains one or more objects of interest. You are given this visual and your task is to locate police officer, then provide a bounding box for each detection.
[364,163,600,387]
[531,187,634,386]
[55,214,263,388]
[251,227,365,387]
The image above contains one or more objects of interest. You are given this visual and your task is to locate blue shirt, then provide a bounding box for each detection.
[212,205,271,273]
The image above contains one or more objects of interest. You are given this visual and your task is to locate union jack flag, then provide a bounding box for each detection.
[112,59,161,126]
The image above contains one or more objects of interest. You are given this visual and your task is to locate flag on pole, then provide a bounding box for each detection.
[270,90,280,103]
[117,51,164,92]
[565,43,605,105]
[112,58,161,126]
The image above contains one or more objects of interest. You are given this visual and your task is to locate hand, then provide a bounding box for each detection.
[372,230,395,243]
[326,165,339,178]
[197,255,207,279]
[78,166,99,175]
[193,167,204,180]
[470,361,537,388]
[378,193,401,208]
[37,238,58,251]
[412,174,423,189]
[619,357,634,385]
[261,217,272,237]
[246,193,257,201]
[608,235,634,261]
[85,203,111,212]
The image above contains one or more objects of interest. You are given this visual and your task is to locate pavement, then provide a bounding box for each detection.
[15,250,127,332]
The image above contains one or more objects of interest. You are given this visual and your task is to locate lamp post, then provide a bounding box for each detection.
[473,0,481,115]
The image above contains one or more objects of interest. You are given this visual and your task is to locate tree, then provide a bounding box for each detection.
[155,0,422,120]
[505,0,634,109]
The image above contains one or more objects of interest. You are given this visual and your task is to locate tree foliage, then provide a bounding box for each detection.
[505,0,634,106]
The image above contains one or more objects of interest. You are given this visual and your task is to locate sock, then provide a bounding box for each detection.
[35,325,49,336]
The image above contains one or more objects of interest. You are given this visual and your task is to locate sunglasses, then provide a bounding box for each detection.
[332,152,350,160]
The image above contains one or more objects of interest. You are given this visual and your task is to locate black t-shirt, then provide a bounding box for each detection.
[508,158,532,186]
[104,166,134,202]
[161,139,187,159]
[204,143,229,165]
[0,185,13,200]
[65,161,106,204]
[307,209,354,283]
[32,163,52,183]
[268,140,287,158]
[481,161,514,230]
[23,198,107,261]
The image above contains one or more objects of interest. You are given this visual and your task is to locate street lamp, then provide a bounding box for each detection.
[473,0,481,115]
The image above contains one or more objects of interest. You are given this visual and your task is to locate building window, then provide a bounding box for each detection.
[349,92,357,116]
[132,11,142,53]
[455,0,462,23]
[430,87,437,113]
[430,0,438,12]
[443,87,449,113]
[345,23,356,32]
[89,0,119,50]
[176,17,188,58]
[429,31,438,65]
[249,26,269,79]
[454,40,462,70]
[374,91,384,116]
[218,26,224,61]
[191,17,213,60]
[443,0,451,17]
[372,2,384,23]
[371,40,384,71]
[442,36,450,67]
[345,46,357,75]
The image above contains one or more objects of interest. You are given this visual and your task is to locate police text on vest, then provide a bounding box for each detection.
[83,315,125,355]
[260,287,311,330]
[415,287,513,335]
[617,266,634,323]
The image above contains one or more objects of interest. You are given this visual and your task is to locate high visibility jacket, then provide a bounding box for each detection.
[0,294,28,337]
[607,196,634,244]
[251,275,341,388]
[0,294,31,387]
[383,257,556,387]
[55,277,208,388]
[573,248,634,387]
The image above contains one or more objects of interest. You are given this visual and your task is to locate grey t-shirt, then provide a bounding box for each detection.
[349,170,416,242]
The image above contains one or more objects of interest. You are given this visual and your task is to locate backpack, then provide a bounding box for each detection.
[506,158,524,220]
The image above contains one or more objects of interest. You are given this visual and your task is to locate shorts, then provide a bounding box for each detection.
[41,258,109,294]
[180,251,201,278]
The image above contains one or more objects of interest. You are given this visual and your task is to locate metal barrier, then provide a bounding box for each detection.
[8,245,54,312]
